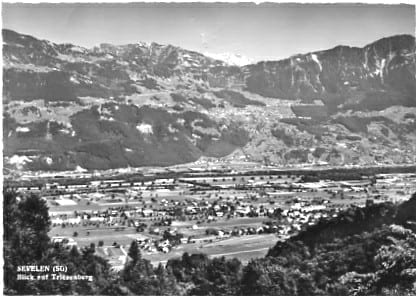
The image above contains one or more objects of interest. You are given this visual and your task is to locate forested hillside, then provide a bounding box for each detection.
[4,189,416,295]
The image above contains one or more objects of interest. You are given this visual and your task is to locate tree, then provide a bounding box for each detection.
[4,190,53,293]
[154,264,180,295]
[128,240,141,263]
[4,189,119,295]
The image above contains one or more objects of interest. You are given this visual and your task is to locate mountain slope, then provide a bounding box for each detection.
[3,29,416,171]
[242,35,416,111]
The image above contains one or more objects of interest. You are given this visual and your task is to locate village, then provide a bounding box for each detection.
[11,167,415,270]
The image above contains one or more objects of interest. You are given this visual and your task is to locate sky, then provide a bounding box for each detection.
[2,3,415,62]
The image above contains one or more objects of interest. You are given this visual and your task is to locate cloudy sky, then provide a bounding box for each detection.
[3,3,414,62]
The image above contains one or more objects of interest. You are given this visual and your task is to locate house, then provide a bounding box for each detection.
[142,209,154,217]
[149,228,160,235]
[215,211,224,217]
[135,234,152,245]
[51,236,78,248]
[256,226,264,234]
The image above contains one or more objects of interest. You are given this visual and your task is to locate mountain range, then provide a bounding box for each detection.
[203,52,254,66]
[3,29,416,171]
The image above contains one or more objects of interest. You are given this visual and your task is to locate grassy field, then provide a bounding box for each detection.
[142,233,280,266]
[49,211,277,267]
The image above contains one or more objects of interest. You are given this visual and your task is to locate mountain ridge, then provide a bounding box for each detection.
[4,28,414,68]
[3,29,416,171]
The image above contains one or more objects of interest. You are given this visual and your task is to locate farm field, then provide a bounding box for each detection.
[143,233,280,265]
[50,216,273,247]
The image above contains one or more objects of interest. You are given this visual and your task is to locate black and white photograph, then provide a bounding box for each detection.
[2,1,416,295]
